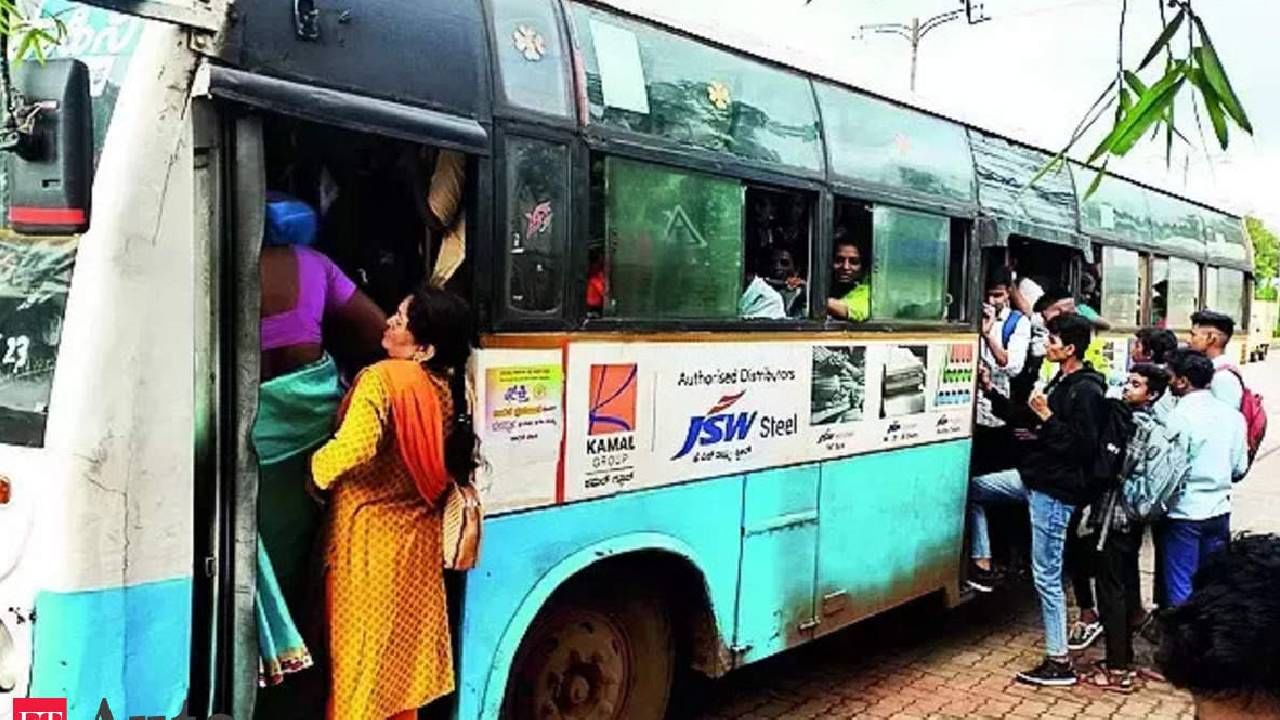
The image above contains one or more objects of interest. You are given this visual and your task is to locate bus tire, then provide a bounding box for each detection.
[503,578,675,720]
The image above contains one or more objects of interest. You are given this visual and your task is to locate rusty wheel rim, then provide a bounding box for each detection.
[524,609,632,720]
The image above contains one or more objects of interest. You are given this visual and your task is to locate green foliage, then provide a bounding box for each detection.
[1044,2,1252,199]
[0,0,67,65]
[1246,216,1278,300]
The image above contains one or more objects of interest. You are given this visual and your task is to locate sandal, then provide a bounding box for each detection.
[1083,663,1136,694]
[1137,666,1168,683]
[1068,619,1104,651]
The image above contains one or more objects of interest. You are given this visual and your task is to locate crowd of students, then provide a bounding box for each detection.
[965,265,1265,697]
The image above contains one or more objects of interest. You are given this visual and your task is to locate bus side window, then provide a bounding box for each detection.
[1152,255,1199,328]
[1210,267,1245,324]
[506,137,569,315]
[588,156,744,320]
[868,205,951,321]
[1152,256,1169,327]
[1100,246,1141,327]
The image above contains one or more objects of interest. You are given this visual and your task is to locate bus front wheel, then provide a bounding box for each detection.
[504,580,675,720]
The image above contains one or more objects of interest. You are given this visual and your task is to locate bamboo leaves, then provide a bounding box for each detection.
[1045,2,1252,200]
[1089,61,1185,163]
[0,0,67,65]
[1137,5,1184,70]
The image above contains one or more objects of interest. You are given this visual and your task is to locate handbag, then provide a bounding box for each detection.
[441,481,483,570]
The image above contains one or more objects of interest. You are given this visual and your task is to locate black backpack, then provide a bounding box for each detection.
[1057,372,1134,499]
[1079,374,1136,495]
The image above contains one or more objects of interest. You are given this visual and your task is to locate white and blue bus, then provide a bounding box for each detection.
[0,1,1254,719]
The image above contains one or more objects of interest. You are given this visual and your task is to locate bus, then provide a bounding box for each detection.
[1249,298,1276,362]
[0,0,1255,719]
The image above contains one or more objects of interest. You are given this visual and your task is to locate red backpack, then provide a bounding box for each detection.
[1219,365,1268,470]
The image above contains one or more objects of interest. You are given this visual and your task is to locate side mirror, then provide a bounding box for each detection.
[5,58,93,235]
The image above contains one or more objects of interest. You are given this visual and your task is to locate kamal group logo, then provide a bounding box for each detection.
[672,390,756,460]
[588,364,637,436]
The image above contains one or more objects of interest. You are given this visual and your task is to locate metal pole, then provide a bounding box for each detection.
[909,17,920,92]
[857,6,967,94]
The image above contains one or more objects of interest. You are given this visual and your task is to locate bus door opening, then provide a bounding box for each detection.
[251,113,473,720]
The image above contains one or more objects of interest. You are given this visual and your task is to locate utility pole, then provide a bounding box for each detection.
[857,4,978,93]
[962,0,991,25]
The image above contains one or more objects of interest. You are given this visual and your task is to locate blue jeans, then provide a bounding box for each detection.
[968,469,1076,658]
[1159,514,1230,606]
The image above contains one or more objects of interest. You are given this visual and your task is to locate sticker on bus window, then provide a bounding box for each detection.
[590,20,650,114]
[1099,203,1116,230]
[474,351,564,512]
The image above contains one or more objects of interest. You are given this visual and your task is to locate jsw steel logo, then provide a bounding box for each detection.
[672,391,756,460]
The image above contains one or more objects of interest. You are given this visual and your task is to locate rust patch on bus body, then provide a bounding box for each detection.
[814,556,959,641]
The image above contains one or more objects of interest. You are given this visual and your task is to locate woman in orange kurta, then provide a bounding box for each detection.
[312,286,477,720]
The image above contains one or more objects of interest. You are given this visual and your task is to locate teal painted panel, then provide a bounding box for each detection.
[32,577,192,720]
[735,465,819,663]
[815,441,969,635]
[455,474,745,719]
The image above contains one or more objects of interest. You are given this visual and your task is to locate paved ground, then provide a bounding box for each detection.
[695,356,1280,719]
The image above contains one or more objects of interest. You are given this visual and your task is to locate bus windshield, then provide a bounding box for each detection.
[0,1,143,446]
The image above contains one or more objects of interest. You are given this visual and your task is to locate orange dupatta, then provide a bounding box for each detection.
[340,359,452,507]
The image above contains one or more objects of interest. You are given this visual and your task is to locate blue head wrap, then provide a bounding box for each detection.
[263,191,318,247]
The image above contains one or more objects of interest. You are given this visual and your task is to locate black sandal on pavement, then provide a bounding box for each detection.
[1083,662,1136,694]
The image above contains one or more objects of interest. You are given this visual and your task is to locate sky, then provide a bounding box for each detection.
[599,0,1280,229]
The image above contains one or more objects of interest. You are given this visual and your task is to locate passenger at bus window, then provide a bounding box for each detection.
[1188,309,1243,410]
[1156,533,1280,720]
[255,194,388,693]
[586,245,606,317]
[311,286,478,720]
[740,254,787,320]
[826,231,870,321]
[764,248,806,318]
